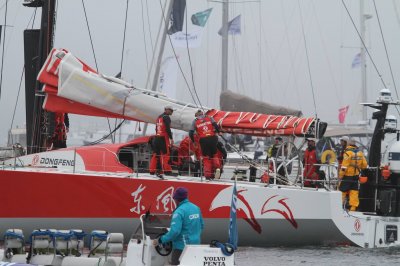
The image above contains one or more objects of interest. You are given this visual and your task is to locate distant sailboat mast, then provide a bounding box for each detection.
[151,0,175,93]
[359,0,372,123]
[142,0,174,135]
[221,0,229,93]
[360,0,367,122]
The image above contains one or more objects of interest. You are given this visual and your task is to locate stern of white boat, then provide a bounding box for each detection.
[332,208,400,248]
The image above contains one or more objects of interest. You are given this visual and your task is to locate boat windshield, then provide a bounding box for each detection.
[131,213,171,241]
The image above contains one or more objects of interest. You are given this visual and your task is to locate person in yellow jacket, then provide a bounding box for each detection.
[338,138,368,211]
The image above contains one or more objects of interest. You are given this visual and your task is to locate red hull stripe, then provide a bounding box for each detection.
[0,170,230,219]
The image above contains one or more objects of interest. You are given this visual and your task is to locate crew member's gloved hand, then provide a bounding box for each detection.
[153,238,161,247]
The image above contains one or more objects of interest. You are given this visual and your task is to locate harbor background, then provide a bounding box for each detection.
[2,1,400,145]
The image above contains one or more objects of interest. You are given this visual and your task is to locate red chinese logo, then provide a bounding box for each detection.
[354,219,361,232]
[32,155,40,166]
[156,187,176,213]
[130,184,146,214]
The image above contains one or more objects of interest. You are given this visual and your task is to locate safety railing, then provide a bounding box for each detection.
[0,143,346,191]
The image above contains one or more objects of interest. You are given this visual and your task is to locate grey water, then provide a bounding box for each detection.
[235,246,400,265]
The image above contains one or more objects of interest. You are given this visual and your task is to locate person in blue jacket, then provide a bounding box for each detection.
[154,187,204,265]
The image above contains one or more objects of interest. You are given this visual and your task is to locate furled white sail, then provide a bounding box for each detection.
[38,49,326,137]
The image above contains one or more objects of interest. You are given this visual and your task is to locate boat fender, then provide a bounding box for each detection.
[261,172,270,183]
[359,176,368,184]
[210,240,235,256]
[382,165,391,180]
[320,150,337,164]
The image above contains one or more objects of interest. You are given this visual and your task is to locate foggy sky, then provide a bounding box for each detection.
[0,0,400,145]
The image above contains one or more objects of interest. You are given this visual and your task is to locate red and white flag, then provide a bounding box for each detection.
[338,105,349,124]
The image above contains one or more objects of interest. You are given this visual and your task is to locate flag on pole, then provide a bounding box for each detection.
[159,56,179,99]
[351,53,361,68]
[168,0,186,35]
[170,27,204,48]
[228,180,238,250]
[170,8,212,48]
[338,105,350,124]
[191,8,212,27]
[219,15,241,36]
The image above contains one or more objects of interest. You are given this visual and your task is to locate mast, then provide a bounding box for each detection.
[142,0,175,135]
[23,0,57,154]
[221,0,229,93]
[360,0,368,122]
[151,0,175,93]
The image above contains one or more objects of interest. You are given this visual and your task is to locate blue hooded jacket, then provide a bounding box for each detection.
[160,199,204,250]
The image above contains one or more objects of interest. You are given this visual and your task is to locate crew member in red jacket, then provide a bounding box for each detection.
[216,140,227,174]
[303,138,320,187]
[150,106,174,176]
[51,113,68,150]
[189,110,221,180]
[177,135,201,174]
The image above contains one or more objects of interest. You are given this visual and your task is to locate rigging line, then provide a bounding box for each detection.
[232,38,246,93]
[27,6,40,151]
[119,0,130,74]
[258,0,262,98]
[106,117,113,142]
[28,7,38,29]
[266,2,298,99]
[115,0,130,143]
[373,0,399,99]
[53,0,58,43]
[184,2,204,112]
[209,0,260,3]
[341,0,387,89]
[81,0,114,139]
[279,0,303,110]
[0,0,7,100]
[113,118,118,143]
[140,0,150,72]
[311,0,341,104]
[145,0,154,53]
[340,0,344,106]
[297,0,318,118]
[242,5,256,93]
[144,0,166,90]
[394,0,400,29]
[245,4,258,95]
[158,0,199,107]
[9,8,38,137]
[206,0,209,105]
[84,120,125,146]
[231,38,241,93]
[9,68,25,144]
[81,0,99,72]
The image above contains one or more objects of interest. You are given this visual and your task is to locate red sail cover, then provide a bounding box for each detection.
[207,109,316,137]
[38,48,128,119]
[38,48,323,137]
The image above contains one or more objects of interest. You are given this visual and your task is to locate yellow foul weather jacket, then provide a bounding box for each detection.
[339,145,368,178]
